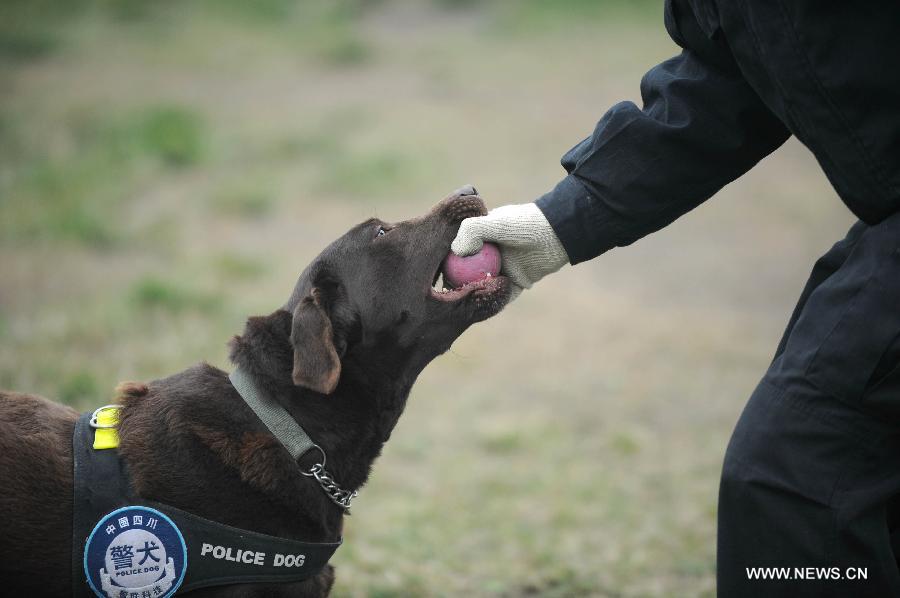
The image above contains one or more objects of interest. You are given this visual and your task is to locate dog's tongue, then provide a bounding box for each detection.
[442,242,502,289]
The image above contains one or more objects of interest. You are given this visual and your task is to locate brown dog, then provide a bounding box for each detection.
[0,187,510,597]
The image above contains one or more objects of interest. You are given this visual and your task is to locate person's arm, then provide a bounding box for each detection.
[536,0,789,264]
[453,0,791,294]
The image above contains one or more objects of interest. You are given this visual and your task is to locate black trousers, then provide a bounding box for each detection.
[717,211,900,596]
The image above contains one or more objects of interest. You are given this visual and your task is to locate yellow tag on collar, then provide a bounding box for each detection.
[92,406,120,450]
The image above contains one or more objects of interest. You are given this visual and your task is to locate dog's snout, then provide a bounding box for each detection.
[456,184,478,197]
[431,185,487,223]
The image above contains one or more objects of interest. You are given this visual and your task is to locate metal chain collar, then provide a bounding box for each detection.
[305,464,358,511]
[300,445,358,511]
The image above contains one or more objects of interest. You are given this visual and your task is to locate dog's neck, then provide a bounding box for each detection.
[228,310,420,495]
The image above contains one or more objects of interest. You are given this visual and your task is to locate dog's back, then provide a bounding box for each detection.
[0,391,77,595]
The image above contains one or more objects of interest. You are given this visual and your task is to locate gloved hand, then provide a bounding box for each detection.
[451,203,569,300]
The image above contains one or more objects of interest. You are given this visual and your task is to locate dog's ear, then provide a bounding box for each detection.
[290,288,341,394]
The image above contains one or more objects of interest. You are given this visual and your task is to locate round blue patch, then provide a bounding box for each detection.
[84,506,187,598]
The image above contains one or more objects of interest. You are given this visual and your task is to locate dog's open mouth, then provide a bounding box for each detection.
[428,258,508,305]
[429,269,505,302]
[422,191,511,316]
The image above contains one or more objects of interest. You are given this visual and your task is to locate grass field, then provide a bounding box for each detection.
[0,1,855,596]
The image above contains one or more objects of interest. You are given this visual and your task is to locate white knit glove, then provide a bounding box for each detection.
[451,203,569,300]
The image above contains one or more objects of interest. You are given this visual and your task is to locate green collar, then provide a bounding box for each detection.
[228,368,358,511]
[229,368,315,460]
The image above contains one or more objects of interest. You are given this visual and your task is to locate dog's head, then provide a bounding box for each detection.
[284,186,511,394]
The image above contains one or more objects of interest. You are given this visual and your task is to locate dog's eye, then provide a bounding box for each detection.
[376,227,386,237]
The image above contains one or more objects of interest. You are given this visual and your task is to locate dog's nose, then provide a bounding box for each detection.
[456,184,478,197]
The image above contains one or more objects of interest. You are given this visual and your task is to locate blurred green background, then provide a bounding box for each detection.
[0,1,854,596]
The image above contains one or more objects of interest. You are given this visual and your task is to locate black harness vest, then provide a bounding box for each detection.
[72,412,341,597]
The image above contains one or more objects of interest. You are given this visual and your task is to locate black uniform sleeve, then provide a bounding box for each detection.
[536,0,790,264]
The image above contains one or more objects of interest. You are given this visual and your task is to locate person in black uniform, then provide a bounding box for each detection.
[451,1,900,596]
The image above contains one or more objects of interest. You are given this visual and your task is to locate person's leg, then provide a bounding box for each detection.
[717,214,900,597]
